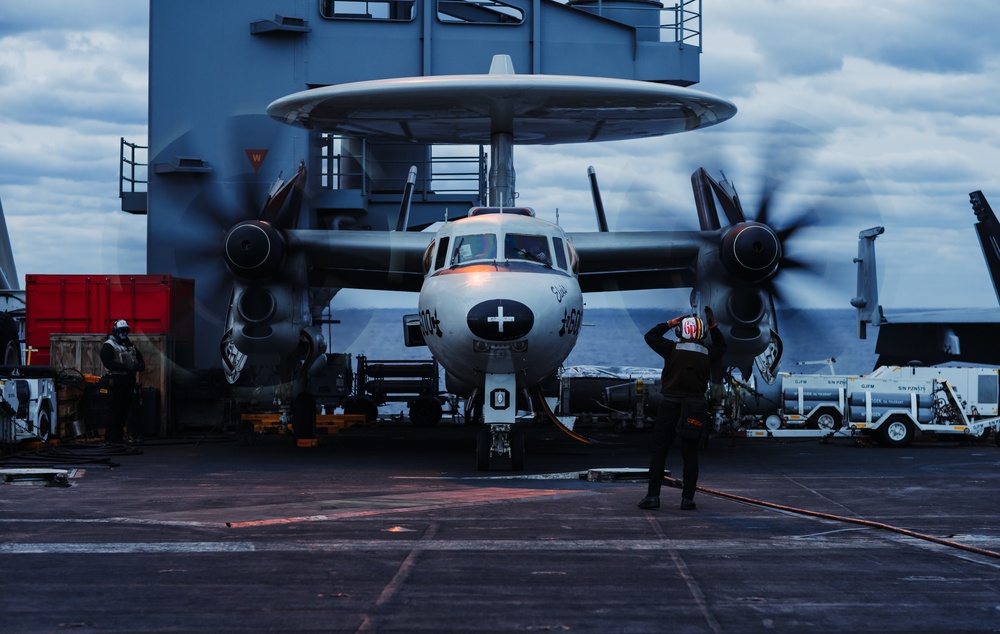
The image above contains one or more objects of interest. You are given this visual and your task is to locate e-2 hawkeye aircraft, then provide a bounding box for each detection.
[219,55,833,468]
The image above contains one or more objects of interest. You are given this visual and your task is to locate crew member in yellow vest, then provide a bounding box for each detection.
[100,319,145,443]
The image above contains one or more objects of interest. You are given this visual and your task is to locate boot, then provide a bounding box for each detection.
[637,495,660,509]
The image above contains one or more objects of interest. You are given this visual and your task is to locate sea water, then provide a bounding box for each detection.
[328,307,880,378]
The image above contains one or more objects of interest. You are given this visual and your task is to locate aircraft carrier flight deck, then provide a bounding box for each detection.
[2,425,999,633]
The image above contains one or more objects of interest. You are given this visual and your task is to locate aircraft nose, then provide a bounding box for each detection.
[467,299,534,341]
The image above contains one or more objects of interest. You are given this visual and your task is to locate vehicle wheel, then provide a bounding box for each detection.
[344,396,378,424]
[476,426,491,471]
[812,408,842,431]
[510,427,525,471]
[409,396,442,428]
[878,417,914,448]
[37,405,53,440]
[0,312,20,366]
[293,392,317,440]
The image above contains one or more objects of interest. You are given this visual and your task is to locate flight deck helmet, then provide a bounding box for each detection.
[676,316,704,341]
[112,319,130,341]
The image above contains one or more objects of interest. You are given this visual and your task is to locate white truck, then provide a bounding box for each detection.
[745,366,1000,447]
[847,366,1000,447]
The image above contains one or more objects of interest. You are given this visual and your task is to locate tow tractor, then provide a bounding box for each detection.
[0,365,58,444]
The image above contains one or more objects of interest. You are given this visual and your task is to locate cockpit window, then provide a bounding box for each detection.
[505,234,551,266]
[552,237,568,271]
[433,236,450,270]
[452,233,497,265]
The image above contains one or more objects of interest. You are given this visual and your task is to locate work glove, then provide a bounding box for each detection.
[665,315,687,328]
[704,306,717,329]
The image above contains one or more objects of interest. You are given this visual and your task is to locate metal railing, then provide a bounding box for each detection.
[573,0,701,46]
[319,134,486,198]
[119,137,148,197]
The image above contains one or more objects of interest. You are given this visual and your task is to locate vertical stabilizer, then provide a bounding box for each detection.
[851,226,885,339]
[970,191,1000,307]
[0,195,18,290]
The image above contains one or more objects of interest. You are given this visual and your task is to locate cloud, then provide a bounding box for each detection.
[0,1,148,285]
[1,0,999,314]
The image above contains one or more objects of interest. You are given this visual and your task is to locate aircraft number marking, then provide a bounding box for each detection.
[560,308,582,337]
[550,285,568,303]
[419,308,443,338]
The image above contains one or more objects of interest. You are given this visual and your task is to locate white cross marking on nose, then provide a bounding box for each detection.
[488,305,515,332]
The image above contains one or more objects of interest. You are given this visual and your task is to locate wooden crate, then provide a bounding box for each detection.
[48,334,174,437]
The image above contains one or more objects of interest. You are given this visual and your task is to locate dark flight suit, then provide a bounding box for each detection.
[100,336,145,443]
[643,319,727,503]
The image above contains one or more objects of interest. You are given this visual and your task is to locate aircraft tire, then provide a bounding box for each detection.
[409,396,442,428]
[510,427,525,471]
[293,392,317,440]
[476,426,490,471]
[344,396,378,424]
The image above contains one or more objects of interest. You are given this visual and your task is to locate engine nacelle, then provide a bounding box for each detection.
[228,266,311,357]
[224,220,286,280]
[693,245,775,371]
[719,222,781,284]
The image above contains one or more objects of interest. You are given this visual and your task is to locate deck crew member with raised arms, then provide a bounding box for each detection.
[100,319,145,444]
[638,307,726,510]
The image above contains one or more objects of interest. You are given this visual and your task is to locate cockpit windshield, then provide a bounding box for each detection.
[505,233,551,266]
[452,233,497,265]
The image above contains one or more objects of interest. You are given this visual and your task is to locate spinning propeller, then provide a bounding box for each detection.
[161,115,331,385]
[596,126,877,382]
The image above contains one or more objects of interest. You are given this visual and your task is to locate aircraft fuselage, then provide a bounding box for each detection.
[416,208,583,395]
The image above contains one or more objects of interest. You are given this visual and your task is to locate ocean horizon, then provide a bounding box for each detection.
[327,307,887,378]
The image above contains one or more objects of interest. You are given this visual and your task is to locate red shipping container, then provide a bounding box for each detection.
[25,275,195,368]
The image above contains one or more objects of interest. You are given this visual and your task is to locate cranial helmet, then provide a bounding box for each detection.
[112,319,130,337]
[676,316,704,341]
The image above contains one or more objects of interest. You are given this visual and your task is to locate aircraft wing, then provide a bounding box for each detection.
[873,308,1000,367]
[292,228,708,295]
[568,231,704,292]
[291,229,432,293]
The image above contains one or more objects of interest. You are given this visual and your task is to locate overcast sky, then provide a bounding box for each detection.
[1,0,999,312]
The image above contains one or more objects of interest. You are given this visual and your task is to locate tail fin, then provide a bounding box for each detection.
[970,191,1000,306]
[0,195,18,290]
[851,226,885,339]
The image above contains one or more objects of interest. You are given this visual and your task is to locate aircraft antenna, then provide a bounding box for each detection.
[587,166,610,232]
